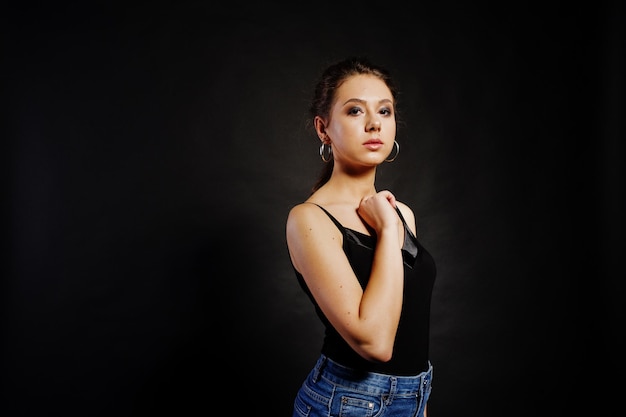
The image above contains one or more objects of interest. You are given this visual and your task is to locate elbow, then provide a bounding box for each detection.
[357,341,395,363]
[369,348,394,363]
[345,325,398,363]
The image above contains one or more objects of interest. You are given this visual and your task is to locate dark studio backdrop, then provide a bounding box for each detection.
[2,1,624,416]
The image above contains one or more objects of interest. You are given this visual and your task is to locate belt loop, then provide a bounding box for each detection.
[428,360,433,381]
[426,361,433,386]
[385,376,397,406]
[312,354,327,383]
[421,364,432,394]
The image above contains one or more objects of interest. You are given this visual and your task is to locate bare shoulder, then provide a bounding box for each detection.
[286,202,324,229]
[286,201,343,273]
[286,202,337,240]
[395,200,418,235]
[395,200,415,220]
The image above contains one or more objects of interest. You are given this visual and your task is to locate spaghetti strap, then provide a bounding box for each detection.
[306,203,344,233]
[304,202,418,266]
[395,206,417,240]
[395,206,419,265]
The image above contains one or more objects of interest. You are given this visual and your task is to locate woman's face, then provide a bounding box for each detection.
[324,74,396,168]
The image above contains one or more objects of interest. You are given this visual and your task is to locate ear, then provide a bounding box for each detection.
[314,116,329,143]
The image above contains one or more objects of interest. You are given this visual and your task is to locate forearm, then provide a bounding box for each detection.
[356,230,404,358]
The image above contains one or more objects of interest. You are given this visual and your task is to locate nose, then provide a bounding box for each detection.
[367,118,381,131]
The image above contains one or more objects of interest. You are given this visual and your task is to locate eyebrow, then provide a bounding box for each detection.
[342,98,394,106]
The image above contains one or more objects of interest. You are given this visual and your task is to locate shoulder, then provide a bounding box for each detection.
[286,202,343,272]
[286,202,335,237]
[395,200,418,235]
[395,200,415,220]
[287,202,323,225]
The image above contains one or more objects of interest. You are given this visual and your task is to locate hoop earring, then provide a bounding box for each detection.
[385,141,400,162]
[319,143,332,162]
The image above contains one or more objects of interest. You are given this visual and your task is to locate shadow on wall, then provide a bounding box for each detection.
[130,208,318,416]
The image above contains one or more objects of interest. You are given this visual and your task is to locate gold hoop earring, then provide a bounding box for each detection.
[385,141,400,162]
[319,143,332,162]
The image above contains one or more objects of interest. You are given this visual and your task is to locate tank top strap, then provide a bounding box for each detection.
[395,206,417,240]
[395,206,419,265]
[308,203,344,233]
[308,203,415,239]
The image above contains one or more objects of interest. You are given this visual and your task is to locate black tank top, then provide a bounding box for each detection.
[293,203,437,375]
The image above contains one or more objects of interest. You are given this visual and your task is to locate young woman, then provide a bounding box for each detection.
[286,57,437,417]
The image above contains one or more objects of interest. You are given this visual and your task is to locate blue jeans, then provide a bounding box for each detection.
[292,354,433,417]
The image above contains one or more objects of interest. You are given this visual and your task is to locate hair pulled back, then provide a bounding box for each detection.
[309,57,399,194]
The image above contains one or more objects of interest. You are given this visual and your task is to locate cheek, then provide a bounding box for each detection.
[330,121,356,138]
[385,121,396,137]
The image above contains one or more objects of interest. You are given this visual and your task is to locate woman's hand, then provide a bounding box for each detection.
[357,190,399,235]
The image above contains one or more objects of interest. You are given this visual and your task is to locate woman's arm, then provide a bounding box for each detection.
[286,193,405,362]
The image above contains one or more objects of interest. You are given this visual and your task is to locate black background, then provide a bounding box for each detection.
[2,1,624,416]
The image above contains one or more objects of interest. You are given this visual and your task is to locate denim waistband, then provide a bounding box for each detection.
[312,354,433,396]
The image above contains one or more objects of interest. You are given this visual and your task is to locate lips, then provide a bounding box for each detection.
[364,139,383,150]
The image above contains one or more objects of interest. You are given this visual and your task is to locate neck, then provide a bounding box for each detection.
[322,168,378,202]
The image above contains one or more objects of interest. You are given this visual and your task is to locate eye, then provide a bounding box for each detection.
[380,107,393,116]
[348,106,363,116]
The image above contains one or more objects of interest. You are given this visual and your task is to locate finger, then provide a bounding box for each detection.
[361,194,374,205]
[379,190,397,208]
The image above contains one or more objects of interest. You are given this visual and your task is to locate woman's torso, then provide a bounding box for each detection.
[292,202,437,375]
